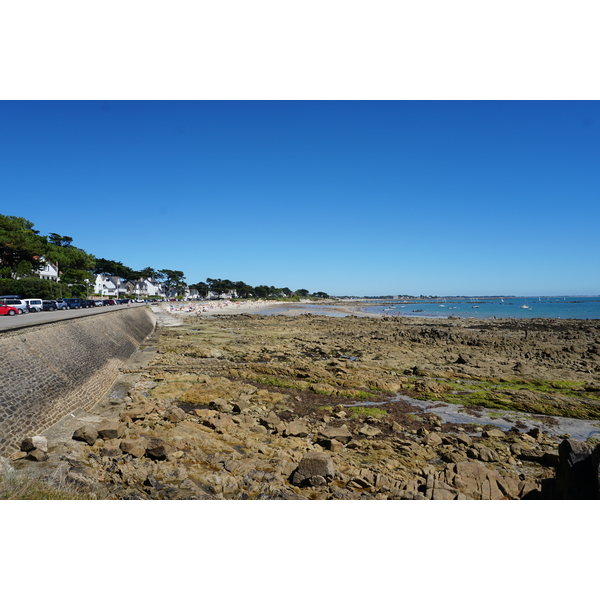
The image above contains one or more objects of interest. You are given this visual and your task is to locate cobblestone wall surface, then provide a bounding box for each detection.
[0,307,156,455]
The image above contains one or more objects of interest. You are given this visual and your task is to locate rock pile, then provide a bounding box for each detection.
[10,371,600,499]
[10,436,49,462]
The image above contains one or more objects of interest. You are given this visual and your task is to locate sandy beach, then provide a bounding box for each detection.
[160,299,377,318]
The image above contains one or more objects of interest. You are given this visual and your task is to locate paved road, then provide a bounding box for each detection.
[0,303,151,333]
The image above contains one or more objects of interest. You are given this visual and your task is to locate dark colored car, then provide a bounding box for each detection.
[64,298,83,309]
[0,302,18,316]
[81,299,96,308]
[42,300,59,311]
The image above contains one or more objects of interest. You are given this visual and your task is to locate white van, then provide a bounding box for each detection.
[24,299,43,313]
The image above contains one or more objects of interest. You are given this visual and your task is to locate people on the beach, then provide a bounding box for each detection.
[165,299,277,315]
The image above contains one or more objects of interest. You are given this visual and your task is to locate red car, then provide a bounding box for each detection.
[0,302,18,316]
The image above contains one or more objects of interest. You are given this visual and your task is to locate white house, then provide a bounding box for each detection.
[93,274,166,298]
[145,278,165,297]
[207,289,237,300]
[94,274,128,297]
[36,257,60,281]
[185,288,200,300]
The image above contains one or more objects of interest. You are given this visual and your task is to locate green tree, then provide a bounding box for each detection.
[234,281,254,298]
[206,278,236,296]
[190,281,210,297]
[159,269,186,297]
[93,258,118,275]
[48,233,73,247]
[92,258,137,279]
[139,267,159,280]
[254,285,271,298]
[45,233,96,296]
[0,214,46,278]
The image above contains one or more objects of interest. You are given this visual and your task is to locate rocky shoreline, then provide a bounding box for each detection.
[6,308,600,499]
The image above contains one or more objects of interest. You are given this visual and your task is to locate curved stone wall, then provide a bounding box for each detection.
[0,307,156,455]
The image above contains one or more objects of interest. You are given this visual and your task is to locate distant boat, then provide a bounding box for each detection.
[521,301,530,309]
[472,305,479,308]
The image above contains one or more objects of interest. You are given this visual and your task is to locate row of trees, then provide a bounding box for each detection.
[189,278,329,300]
[0,214,329,300]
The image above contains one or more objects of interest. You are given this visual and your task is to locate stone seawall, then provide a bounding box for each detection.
[0,307,156,455]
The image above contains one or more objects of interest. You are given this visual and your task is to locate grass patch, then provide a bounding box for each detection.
[416,378,600,420]
[423,374,600,416]
[347,406,388,419]
[254,376,305,390]
[243,373,377,400]
[0,473,102,500]
[451,378,589,398]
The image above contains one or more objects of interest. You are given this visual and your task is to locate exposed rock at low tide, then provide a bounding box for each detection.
[9,312,600,499]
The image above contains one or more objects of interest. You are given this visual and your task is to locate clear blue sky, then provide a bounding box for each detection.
[1,100,598,296]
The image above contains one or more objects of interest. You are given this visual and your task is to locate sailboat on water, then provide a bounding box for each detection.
[521,299,531,309]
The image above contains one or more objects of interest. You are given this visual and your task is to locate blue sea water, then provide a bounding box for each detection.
[359,296,600,320]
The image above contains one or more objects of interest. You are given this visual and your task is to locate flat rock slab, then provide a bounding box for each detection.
[317,425,352,444]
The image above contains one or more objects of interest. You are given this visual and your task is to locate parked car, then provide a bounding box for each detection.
[81,299,96,308]
[94,300,104,307]
[42,300,59,311]
[24,298,43,312]
[1,299,29,314]
[55,299,69,310]
[0,302,19,316]
[64,298,83,309]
